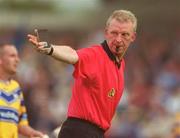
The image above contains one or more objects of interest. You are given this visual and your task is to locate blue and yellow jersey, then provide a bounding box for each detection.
[0,79,28,138]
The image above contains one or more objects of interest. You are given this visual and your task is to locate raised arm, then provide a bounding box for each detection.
[27,34,79,64]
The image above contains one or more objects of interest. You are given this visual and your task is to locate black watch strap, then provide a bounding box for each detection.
[47,46,54,55]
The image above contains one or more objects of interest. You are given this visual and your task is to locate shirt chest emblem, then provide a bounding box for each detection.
[108,88,116,98]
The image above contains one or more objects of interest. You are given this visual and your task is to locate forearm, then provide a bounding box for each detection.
[27,34,79,64]
[18,125,44,138]
[50,45,78,64]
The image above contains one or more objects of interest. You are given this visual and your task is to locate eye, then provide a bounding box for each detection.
[121,32,131,40]
[122,32,129,37]
[111,31,118,36]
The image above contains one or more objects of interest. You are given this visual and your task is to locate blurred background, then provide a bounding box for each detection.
[0,0,179,138]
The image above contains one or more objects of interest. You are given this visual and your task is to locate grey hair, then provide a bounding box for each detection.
[106,10,137,32]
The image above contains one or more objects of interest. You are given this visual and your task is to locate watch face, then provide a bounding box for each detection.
[42,42,51,48]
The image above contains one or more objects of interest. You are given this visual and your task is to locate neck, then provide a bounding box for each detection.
[0,70,11,81]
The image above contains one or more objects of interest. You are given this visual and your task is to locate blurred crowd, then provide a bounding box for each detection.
[0,26,179,138]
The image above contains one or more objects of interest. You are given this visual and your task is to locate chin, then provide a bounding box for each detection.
[10,70,17,75]
[115,51,122,55]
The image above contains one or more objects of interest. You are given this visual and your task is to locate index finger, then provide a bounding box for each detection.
[27,34,39,46]
[34,29,40,42]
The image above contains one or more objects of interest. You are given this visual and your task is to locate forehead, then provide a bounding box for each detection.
[107,19,134,32]
[1,45,18,55]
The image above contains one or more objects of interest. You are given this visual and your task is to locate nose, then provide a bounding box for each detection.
[116,34,123,43]
[16,56,20,63]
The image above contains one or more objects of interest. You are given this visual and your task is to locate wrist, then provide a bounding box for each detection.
[47,45,54,55]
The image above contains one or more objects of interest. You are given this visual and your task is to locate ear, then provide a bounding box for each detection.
[131,32,136,42]
[104,27,108,39]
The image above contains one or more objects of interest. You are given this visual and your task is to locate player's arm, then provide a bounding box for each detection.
[27,34,78,64]
[18,125,44,138]
[18,91,44,138]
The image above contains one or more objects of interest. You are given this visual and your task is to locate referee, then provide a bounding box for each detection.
[28,9,137,138]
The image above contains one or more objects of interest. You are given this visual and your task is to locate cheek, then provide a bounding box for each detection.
[4,61,11,68]
[105,32,114,40]
[107,37,116,45]
[108,43,116,52]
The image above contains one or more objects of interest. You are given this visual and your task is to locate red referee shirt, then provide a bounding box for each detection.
[67,41,125,130]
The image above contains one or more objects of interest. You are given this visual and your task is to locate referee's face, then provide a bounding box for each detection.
[105,19,136,57]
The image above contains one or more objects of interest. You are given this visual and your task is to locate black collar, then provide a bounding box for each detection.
[101,40,121,68]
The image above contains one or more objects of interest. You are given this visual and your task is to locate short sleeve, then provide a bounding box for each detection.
[73,47,97,78]
[18,92,29,126]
